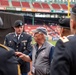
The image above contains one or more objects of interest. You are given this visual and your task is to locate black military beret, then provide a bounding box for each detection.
[71,4,76,14]
[33,27,47,35]
[14,20,24,27]
[58,18,70,29]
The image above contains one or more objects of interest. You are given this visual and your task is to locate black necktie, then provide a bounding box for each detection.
[17,35,19,41]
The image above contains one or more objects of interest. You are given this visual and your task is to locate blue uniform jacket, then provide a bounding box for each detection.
[4,32,33,73]
[0,44,21,75]
[51,35,76,75]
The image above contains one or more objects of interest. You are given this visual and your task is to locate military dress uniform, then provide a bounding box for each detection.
[50,35,76,75]
[4,32,32,74]
[0,44,21,75]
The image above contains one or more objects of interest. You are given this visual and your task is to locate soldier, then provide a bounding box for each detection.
[4,20,33,75]
[0,17,21,75]
[50,5,76,75]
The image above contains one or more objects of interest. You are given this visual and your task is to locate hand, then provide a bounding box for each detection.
[15,52,31,62]
[15,52,25,59]
[15,52,23,56]
[28,71,32,75]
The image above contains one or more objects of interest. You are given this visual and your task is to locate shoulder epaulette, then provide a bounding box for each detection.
[60,36,69,43]
[7,32,14,35]
[0,44,9,51]
[23,32,27,34]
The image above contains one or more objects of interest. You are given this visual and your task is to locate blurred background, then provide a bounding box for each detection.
[0,0,75,45]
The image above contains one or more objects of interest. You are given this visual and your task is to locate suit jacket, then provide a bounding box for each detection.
[51,35,76,75]
[0,44,21,75]
[4,32,33,73]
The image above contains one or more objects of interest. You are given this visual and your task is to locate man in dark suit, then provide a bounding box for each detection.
[50,5,76,75]
[4,20,33,75]
[0,17,21,75]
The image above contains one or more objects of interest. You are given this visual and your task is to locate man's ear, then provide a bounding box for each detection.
[60,27,63,37]
[70,19,76,29]
[61,28,64,33]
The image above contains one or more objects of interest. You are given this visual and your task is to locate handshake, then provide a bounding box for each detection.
[15,52,31,62]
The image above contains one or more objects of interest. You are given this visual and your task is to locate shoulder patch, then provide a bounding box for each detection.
[0,44,9,51]
[60,36,69,43]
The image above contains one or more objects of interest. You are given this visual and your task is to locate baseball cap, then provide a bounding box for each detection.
[33,27,47,35]
[14,20,24,27]
[58,18,70,29]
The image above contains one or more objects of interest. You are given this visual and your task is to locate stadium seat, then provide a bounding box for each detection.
[0,1,9,6]
[32,2,42,9]
[60,4,68,10]
[41,2,50,9]
[11,1,21,7]
[70,4,74,8]
[21,2,30,8]
[51,3,61,10]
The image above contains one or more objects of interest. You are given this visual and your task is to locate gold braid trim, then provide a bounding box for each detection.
[0,44,9,51]
[17,64,21,75]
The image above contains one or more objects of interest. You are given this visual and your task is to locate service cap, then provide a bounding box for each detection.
[59,18,70,29]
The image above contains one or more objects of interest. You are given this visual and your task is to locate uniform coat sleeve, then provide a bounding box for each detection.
[50,39,70,75]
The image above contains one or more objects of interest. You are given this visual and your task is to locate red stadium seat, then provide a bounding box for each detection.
[41,2,50,9]
[60,4,68,10]
[51,3,61,10]
[21,2,30,8]
[11,1,21,7]
[32,2,42,9]
[0,1,9,6]
[70,4,74,8]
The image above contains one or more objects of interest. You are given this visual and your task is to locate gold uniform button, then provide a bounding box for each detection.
[16,49,18,51]
[24,47,26,49]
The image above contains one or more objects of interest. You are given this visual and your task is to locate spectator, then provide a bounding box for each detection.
[15,27,54,75]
